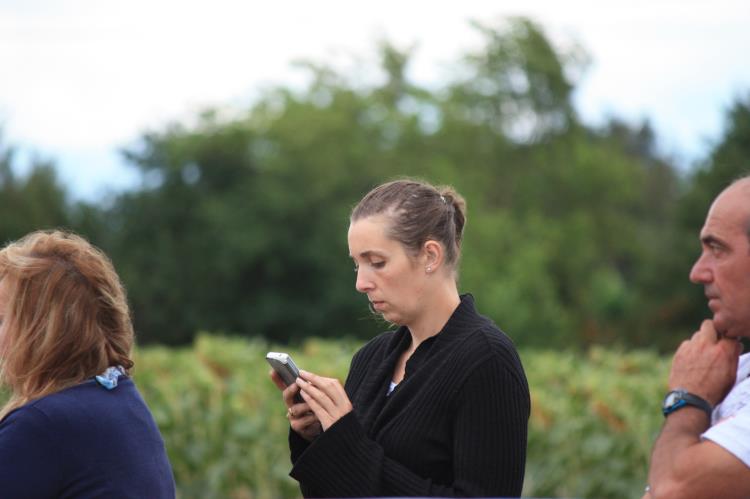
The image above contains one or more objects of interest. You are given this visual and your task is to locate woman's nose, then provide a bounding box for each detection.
[355,269,374,293]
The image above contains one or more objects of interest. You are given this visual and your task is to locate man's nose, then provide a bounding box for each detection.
[689,253,712,284]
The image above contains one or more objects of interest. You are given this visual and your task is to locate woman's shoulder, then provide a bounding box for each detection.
[453,301,519,354]
[474,322,521,357]
[0,400,51,435]
[452,295,520,353]
[3,378,162,451]
[0,382,104,435]
[451,305,526,381]
[469,325,528,387]
[10,378,139,422]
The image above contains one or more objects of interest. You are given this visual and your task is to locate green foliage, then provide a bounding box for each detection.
[0,20,749,351]
[87,17,693,349]
[524,347,666,498]
[127,336,666,498]
[449,17,584,141]
[0,136,71,243]
[133,336,359,498]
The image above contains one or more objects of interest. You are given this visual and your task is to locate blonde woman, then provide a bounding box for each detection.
[0,230,175,498]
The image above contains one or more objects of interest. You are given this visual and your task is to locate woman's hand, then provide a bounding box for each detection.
[296,370,353,431]
[270,370,322,442]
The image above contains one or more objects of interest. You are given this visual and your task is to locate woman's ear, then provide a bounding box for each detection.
[423,240,444,274]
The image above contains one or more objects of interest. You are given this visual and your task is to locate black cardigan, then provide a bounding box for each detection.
[288,294,530,497]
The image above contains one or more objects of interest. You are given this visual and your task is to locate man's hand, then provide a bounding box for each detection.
[646,323,748,499]
[668,319,742,406]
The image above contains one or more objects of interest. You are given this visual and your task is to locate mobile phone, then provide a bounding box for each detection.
[266,351,301,387]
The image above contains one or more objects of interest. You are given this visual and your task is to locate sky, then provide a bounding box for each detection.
[1,0,749,201]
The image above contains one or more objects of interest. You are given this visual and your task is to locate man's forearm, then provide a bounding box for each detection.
[647,408,710,497]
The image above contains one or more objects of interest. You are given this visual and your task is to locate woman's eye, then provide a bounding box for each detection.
[371,261,386,269]
[353,265,359,273]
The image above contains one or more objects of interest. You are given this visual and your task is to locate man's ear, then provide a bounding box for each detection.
[423,240,444,273]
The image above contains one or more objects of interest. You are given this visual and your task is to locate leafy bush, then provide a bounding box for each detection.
[523,347,667,498]
[0,336,667,497]
[130,336,668,498]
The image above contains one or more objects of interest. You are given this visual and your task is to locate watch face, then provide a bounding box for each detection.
[663,389,687,409]
[664,392,679,407]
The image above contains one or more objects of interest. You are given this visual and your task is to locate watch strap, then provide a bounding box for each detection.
[662,389,713,419]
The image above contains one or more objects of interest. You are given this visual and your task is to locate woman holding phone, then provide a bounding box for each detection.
[270,179,530,497]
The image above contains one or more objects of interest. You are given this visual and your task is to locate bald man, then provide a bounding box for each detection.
[644,178,750,498]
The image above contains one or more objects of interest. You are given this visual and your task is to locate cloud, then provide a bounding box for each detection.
[1,0,749,197]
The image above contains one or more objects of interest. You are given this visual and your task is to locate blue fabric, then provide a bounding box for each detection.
[94,365,125,390]
[0,378,176,498]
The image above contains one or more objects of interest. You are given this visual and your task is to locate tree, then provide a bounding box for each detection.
[0,134,72,243]
[657,93,750,346]
[91,18,686,349]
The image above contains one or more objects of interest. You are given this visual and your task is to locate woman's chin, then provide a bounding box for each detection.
[379,311,402,324]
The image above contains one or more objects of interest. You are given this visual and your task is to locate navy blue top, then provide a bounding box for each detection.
[0,378,175,498]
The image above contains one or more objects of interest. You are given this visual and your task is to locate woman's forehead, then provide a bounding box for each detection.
[349,215,390,238]
[348,216,400,255]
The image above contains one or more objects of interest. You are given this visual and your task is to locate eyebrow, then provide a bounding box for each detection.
[350,250,386,260]
[700,234,726,247]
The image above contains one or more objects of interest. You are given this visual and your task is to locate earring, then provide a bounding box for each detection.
[426,266,432,273]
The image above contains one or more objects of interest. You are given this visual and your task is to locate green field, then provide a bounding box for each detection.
[127,335,669,499]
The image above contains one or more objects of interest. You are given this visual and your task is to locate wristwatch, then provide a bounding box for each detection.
[662,389,713,419]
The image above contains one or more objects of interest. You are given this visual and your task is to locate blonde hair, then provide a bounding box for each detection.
[0,230,134,420]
